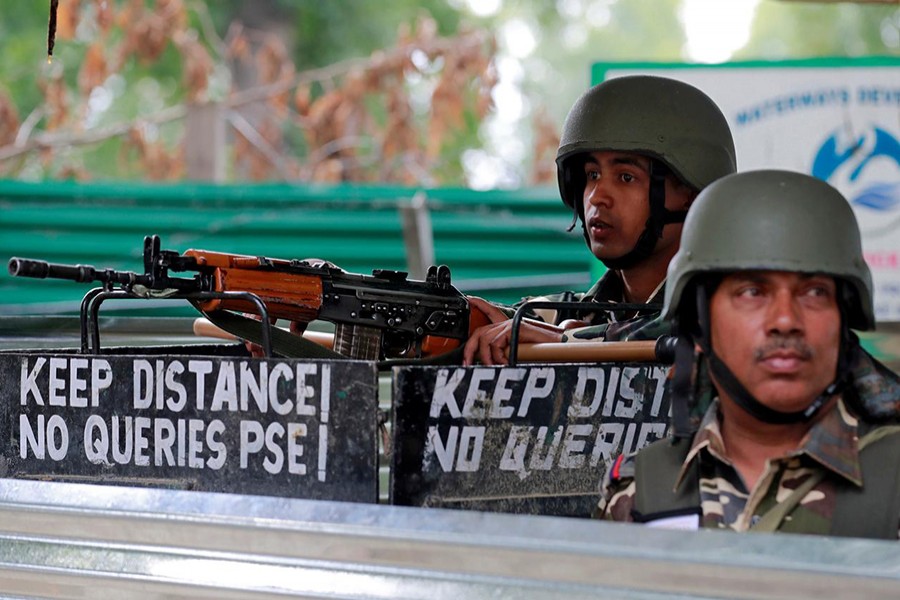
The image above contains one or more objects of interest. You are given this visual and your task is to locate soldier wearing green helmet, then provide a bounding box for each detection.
[463,75,737,366]
[598,170,900,539]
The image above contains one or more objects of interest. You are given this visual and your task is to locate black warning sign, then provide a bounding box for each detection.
[1,353,379,503]
[391,363,670,516]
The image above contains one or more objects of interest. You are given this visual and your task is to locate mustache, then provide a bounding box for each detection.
[753,335,813,361]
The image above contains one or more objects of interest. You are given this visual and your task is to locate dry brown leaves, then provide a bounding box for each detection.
[258,37,294,116]
[381,88,417,184]
[227,32,300,180]
[117,1,166,65]
[40,73,69,131]
[530,107,561,185]
[233,119,286,181]
[224,13,498,183]
[0,91,20,147]
[57,164,91,181]
[225,22,251,63]
[285,16,498,184]
[94,0,115,34]
[19,5,505,185]
[78,43,108,97]
[118,0,188,66]
[54,0,81,42]
[257,37,293,86]
[173,31,213,103]
[122,125,184,180]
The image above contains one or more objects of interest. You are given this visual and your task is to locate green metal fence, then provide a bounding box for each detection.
[0,180,596,316]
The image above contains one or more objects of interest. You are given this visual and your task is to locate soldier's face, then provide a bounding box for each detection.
[709,271,841,416]
[581,151,692,266]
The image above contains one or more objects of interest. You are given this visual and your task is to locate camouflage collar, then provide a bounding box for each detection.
[583,270,623,303]
[584,270,667,306]
[849,344,900,421]
[802,398,862,486]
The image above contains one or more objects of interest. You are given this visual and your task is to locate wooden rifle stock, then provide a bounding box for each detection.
[183,249,325,322]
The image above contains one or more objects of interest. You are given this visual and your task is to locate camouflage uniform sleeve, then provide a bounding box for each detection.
[563,323,610,342]
[504,291,588,323]
[563,312,673,343]
[593,454,637,522]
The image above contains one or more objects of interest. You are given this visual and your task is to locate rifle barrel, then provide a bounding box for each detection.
[8,257,98,283]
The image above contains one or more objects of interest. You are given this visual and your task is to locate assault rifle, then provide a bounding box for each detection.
[8,235,488,360]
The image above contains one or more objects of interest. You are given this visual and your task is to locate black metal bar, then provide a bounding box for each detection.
[508,300,661,366]
[654,335,678,365]
[79,287,107,354]
[216,291,273,358]
[88,290,134,354]
[83,290,272,357]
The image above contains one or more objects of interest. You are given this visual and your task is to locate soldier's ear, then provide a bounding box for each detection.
[683,188,698,210]
[669,178,697,210]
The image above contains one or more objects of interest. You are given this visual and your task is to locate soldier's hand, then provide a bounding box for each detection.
[462,297,564,366]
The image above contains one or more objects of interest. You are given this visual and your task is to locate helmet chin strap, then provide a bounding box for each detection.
[705,352,839,425]
[695,283,847,426]
[670,333,699,439]
[599,160,688,271]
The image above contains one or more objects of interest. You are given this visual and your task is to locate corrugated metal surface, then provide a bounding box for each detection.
[1,478,899,599]
[0,181,594,315]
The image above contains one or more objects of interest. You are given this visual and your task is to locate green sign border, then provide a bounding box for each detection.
[592,56,900,85]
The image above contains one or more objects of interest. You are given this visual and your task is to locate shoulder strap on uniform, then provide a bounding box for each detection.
[632,437,700,522]
[831,424,900,539]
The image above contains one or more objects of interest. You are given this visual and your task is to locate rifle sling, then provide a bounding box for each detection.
[379,345,466,368]
[200,308,345,360]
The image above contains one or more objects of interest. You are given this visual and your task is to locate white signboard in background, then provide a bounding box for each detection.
[596,59,900,321]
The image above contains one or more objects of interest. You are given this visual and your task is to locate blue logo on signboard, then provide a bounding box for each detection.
[812,127,900,211]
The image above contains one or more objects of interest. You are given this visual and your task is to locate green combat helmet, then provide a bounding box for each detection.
[663,169,874,433]
[556,75,737,269]
[664,169,874,330]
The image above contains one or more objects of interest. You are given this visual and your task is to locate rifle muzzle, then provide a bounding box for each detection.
[8,257,97,283]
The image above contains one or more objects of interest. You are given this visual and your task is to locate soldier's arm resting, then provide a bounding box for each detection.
[463,297,567,366]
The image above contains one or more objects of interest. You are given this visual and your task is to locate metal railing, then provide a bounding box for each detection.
[0,478,898,599]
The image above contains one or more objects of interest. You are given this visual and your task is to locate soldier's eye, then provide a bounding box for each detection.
[736,286,762,298]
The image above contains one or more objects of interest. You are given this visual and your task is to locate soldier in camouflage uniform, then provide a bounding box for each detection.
[463,75,736,365]
[598,170,900,539]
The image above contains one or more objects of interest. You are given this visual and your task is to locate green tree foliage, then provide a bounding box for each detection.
[0,5,53,119]
[473,0,688,186]
[739,2,900,58]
